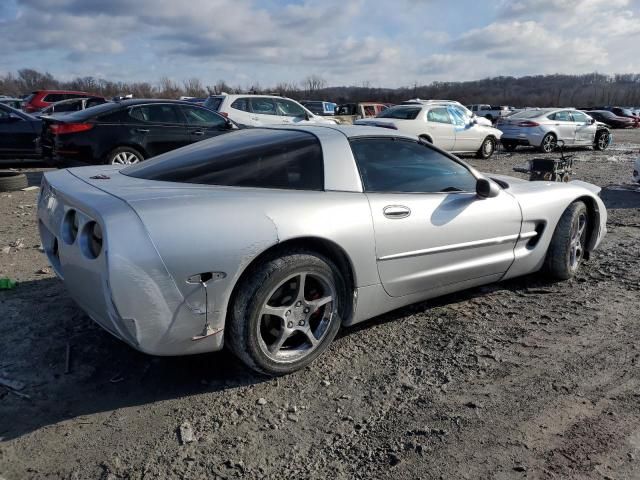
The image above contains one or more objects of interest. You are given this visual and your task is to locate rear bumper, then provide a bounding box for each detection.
[37,170,224,355]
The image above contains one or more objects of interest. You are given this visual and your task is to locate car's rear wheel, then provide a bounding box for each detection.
[476,136,496,159]
[594,130,610,151]
[543,201,588,280]
[106,147,144,166]
[0,171,28,192]
[539,133,557,153]
[227,250,345,375]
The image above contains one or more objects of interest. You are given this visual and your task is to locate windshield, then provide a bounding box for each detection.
[377,106,422,120]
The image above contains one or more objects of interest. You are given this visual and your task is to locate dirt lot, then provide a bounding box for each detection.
[1,130,639,480]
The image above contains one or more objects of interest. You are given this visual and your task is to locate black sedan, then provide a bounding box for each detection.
[40,99,238,166]
[586,110,637,129]
[0,104,41,160]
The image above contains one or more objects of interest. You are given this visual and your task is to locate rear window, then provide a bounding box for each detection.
[203,96,223,111]
[123,129,324,190]
[231,98,250,112]
[511,110,547,119]
[377,106,422,120]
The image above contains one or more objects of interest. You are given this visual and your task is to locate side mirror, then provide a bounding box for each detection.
[589,118,595,125]
[476,177,500,198]
[304,111,310,121]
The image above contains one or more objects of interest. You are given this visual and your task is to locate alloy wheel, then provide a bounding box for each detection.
[256,271,336,363]
[542,135,556,153]
[111,151,141,165]
[569,212,587,270]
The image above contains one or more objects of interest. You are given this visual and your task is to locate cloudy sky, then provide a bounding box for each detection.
[1,0,639,88]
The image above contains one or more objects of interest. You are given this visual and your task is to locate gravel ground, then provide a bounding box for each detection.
[1,130,639,480]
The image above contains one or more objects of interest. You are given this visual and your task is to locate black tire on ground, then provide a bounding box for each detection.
[594,130,610,151]
[105,146,144,166]
[543,201,588,280]
[539,133,557,153]
[476,136,496,159]
[0,171,28,192]
[226,250,346,375]
[502,141,517,152]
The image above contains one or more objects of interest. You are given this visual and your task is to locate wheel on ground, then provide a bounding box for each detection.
[106,147,144,166]
[476,137,496,159]
[0,171,28,192]
[594,130,610,151]
[539,133,557,153]
[502,141,517,152]
[543,201,588,280]
[226,250,345,375]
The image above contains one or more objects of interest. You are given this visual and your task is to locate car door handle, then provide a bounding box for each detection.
[135,128,150,133]
[192,129,204,135]
[383,205,411,219]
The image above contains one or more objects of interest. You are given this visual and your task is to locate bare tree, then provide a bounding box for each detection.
[302,74,327,95]
[183,78,206,97]
[158,76,181,99]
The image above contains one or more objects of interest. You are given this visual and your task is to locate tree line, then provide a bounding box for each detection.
[2,69,640,107]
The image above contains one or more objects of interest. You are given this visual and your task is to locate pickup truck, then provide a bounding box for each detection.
[331,102,389,124]
[467,104,512,122]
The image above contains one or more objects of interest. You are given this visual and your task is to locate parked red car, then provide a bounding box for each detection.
[22,90,93,113]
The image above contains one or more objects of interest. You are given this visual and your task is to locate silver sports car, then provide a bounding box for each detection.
[37,125,607,375]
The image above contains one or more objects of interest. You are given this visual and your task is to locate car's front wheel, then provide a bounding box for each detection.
[594,130,610,151]
[227,250,345,375]
[106,146,144,166]
[476,136,496,159]
[543,201,588,280]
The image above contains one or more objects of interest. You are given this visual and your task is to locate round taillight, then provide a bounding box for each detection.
[82,221,103,259]
[62,209,79,244]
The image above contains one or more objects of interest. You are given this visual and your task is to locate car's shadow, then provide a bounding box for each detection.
[0,270,555,441]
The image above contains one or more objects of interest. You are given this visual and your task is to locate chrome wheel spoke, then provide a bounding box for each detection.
[295,273,307,303]
[262,304,289,320]
[269,329,291,354]
[308,295,332,313]
[304,328,319,347]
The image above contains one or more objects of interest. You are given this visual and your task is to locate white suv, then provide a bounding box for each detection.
[203,94,337,127]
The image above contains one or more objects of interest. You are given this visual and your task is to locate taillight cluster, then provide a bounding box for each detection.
[50,123,94,135]
[61,209,103,259]
[517,121,540,127]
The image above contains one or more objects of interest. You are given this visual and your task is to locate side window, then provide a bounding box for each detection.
[571,111,588,123]
[250,98,277,116]
[427,107,452,124]
[554,111,571,121]
[130,104,180,124]
[98,109,126,123]
[230,98,250,112]
[350,138,477,193]
[43,94,64,103]
[275,99,306,117]
[86,99,103,108]
[448,106,469,127]
[181,106,226,127]
[0,107,10,119]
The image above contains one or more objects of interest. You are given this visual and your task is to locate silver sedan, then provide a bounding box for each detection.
[37,125,607,375]
[498,108,611,153]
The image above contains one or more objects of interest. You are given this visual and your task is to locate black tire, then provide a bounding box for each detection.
[0,171,28,192]
[476,136,496,159]
[539,133,557,153]
[594,130,610,151]
[105,146,144,166]
[502,141,517,152]
[543,201,588,280]
[226,250,346,375]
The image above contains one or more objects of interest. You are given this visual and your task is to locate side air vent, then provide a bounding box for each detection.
[527,222,546,248]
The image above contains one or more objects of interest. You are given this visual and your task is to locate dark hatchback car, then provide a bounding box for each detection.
[0,103,41,160]
[41,99,238,166]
